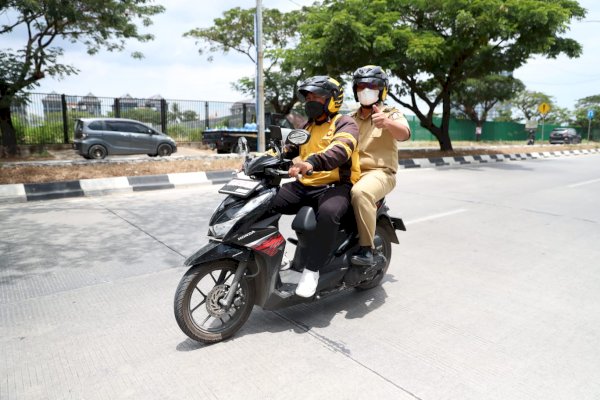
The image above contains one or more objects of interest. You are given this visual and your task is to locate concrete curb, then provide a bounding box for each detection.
[0,170,236,204]
[1,149,599,204]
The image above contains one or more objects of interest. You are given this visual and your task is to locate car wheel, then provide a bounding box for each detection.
[564,138,571,144]
[157,143,172,157]
[88,145,107,160]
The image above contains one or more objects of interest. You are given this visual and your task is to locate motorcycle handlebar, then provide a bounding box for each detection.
[265,168,314,178]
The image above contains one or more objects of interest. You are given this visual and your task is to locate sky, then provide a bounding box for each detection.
[4,0,600,113]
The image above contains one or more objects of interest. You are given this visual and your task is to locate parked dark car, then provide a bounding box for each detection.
[73,118,177,159]
[549,128,581,144]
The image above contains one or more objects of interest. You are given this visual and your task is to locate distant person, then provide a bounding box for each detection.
[349,65,411,265]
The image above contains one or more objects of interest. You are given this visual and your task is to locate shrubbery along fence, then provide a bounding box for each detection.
[8,92,598,145]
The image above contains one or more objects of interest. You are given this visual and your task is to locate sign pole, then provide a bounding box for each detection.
[255,0,265,153]
[538,103,550,143]
[541,116,545,142]
[588,109,595,142]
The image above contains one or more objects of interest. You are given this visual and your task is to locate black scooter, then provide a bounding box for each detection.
[173,129,406,343]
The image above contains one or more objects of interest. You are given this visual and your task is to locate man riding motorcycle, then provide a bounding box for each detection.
[270,75,360,297]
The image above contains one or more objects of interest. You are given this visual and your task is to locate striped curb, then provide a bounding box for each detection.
[1,148,598,204]
[398,149,600,169]
[0,170,236,203]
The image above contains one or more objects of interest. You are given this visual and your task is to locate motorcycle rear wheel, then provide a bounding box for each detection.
[356,224,392,291]
[174,261,255,343]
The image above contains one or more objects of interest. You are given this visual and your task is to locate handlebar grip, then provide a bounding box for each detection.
[265,168,291,178]
[306,170,313,176]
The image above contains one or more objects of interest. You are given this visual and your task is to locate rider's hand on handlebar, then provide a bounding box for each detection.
[288,161,313,178]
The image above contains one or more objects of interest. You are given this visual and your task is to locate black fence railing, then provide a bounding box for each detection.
[9,92,262,145]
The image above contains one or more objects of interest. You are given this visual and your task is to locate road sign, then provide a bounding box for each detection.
[538,103,551,115]
[525,119,538,130]
[588,110,595,119]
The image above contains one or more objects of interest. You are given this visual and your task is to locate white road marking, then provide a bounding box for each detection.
[405,208,468,225]
[567,178,600,188]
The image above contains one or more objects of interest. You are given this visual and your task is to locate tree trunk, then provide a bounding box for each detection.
[0,104,18,156]
[389,91,454,151]
[438,93,453,151]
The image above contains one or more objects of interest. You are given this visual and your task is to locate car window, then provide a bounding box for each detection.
[106,121,149,134]
[128,123,151,134]
[88,121,103,130]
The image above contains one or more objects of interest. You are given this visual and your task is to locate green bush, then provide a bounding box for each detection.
[167,125,203,142]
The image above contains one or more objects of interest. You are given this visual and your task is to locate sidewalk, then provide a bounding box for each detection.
[1,148,598,204]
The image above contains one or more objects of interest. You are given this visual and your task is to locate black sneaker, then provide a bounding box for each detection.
[351,246,374,266]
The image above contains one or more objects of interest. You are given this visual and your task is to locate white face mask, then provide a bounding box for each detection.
[357,88,380,106]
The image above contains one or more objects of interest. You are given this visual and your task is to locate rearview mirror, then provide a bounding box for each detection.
[269,125,282,141]
[286,129,310,145]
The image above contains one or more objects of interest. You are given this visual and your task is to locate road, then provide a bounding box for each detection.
[1,155,600,399]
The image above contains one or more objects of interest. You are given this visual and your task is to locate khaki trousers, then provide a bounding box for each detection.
[350,169,396,247]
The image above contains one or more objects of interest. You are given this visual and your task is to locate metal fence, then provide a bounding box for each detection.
[9,92,599,145]
[10,92,261,145]
[406,115,600,142]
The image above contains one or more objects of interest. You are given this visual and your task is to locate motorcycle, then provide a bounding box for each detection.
[173,128,406,343]
[526,129,536,145]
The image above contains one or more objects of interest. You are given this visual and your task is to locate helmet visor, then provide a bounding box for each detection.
[298,85,331,101]
[354,78,385,90]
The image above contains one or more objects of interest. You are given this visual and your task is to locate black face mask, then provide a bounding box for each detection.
[304,101,326,120]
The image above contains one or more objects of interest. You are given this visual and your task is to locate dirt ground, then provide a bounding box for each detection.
[1,142,598,185]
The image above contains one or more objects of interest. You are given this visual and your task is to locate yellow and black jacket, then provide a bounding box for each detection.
[285,114,360,186]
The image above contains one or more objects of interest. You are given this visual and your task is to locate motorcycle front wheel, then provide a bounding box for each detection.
[174,261,255,344]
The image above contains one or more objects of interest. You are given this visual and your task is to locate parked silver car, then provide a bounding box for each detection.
[73,118,177,159]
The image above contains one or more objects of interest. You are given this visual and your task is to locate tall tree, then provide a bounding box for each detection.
[512,89,571,124]
[0,0,164,155]
[185,7,306,115]
[452,74,524,130]
[573,94,600,132]
[296,0,586,150]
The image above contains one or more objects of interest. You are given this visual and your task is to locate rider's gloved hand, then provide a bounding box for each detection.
[288,161,313,178]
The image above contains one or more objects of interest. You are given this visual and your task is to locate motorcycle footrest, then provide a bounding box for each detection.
[277,283,297,298]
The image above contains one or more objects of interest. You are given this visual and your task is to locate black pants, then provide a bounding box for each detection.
[271,180,352,272]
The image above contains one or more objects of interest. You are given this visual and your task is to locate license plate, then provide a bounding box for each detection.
[219,178,260,197]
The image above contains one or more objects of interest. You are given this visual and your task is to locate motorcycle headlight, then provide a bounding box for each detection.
[209,190,275,239]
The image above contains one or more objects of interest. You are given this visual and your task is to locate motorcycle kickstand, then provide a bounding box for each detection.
[219,261,247,309]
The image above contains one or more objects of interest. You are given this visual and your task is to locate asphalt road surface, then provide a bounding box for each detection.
[1,155,600,400]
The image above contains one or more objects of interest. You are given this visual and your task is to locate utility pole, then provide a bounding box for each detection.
[255,0,265,152]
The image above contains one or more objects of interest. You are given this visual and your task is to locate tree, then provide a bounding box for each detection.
[573,94,600,133]
[169,102,183,123]
[185,7,306,115]
[0,1,164,155]
[296,0,585,150]
[512,89,571,124]
[452,74,524,130]
[182,110,198,122]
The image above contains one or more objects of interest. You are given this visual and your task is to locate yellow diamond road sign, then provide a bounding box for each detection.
[538,102,551,115]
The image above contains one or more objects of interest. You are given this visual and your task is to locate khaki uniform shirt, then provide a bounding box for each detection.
[351,105,410,174]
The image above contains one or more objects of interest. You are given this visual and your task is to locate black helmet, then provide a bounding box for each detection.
[352,65,389,103]
[297,75,344,116]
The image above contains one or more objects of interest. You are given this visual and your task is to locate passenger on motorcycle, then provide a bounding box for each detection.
[271,75,360,298]
[349,65,411,265]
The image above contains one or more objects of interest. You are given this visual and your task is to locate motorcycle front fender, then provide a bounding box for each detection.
[184,240,250,266]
